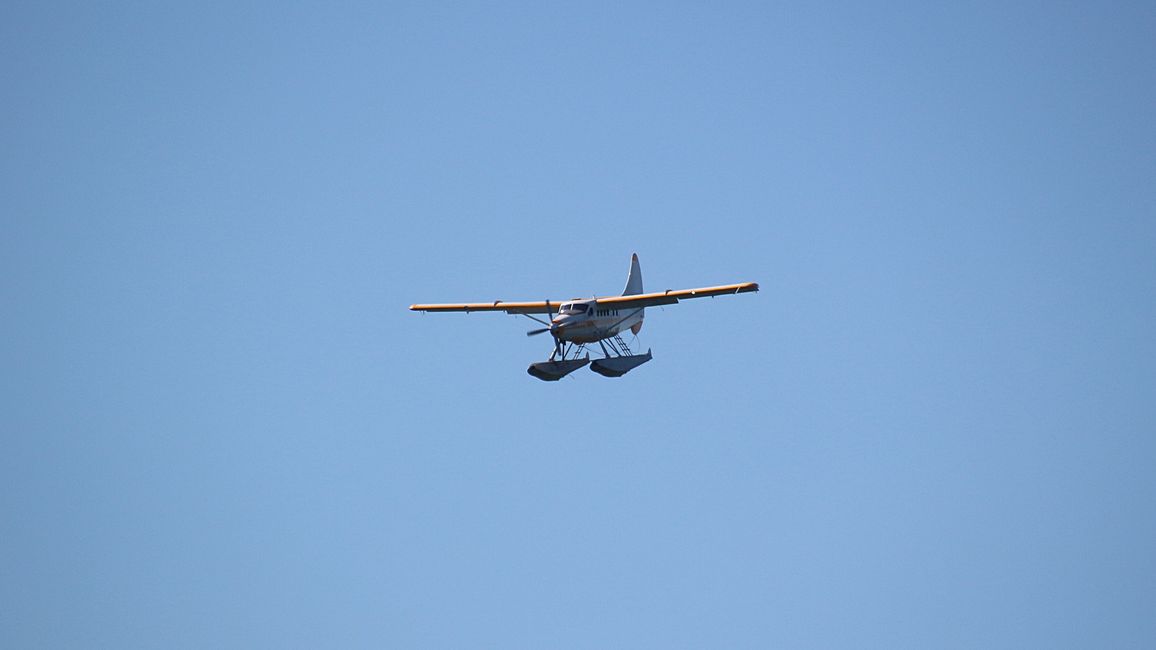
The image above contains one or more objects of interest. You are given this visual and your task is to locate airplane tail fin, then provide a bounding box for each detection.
[622,253,643,296]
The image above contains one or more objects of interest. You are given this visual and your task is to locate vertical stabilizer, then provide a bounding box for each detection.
[622,253,643,296]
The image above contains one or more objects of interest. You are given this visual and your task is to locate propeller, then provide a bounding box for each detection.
[527,301,558,337]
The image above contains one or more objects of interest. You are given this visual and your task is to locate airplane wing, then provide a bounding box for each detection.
[408,300,564,314]
[592,282,759,308]
[409,282,759,314]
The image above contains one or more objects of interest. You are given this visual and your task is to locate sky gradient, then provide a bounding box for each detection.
[3,2,1155,648]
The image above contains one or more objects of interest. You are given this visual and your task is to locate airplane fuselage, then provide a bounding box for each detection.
[550,300,643,344]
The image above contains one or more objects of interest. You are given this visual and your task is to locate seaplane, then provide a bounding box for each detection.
[409,254,758,381]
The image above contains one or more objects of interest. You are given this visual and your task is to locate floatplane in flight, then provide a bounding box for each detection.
[410,254,758,381]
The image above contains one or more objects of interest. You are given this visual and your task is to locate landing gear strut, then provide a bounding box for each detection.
[598,334,635,357]
[549,338,587,362]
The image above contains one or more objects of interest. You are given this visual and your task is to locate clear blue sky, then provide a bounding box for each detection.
[3,2,1155,647]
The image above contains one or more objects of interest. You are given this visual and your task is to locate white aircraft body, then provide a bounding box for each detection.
[410,254,758,381]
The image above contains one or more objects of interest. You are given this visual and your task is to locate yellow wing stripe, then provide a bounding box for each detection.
[409,282,758,314]
[409,300,561,314]
[594,282,759,307]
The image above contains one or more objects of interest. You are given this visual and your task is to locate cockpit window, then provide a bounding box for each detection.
[561,303,587,313]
